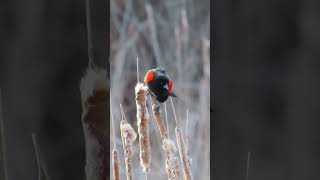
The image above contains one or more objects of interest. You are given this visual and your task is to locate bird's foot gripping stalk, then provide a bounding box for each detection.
[150,95,160,112]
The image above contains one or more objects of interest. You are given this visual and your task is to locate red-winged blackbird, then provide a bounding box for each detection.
[144,67,176,103]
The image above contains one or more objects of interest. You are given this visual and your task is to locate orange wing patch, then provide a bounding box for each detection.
[144,70,154,83]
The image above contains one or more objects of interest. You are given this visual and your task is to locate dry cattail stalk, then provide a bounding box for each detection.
[185,109,189,155]
[164,102,169,136]
[80,68,109,180]
[136,58,140,83]
[135,83,151,173]
[112,149,120,180]
[32,133,43,180]
[31,133,51,180]
[175,127,192,180]
[169,97,179,127]
[150,96,168,139]
[120,119,137,180]
[111,97,120,180]
[85,0,94,68]
[150,97,180,179]
[163,138,180,180]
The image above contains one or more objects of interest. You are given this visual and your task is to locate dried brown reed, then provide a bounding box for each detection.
[175,127,192,180]
[135,83,152,174]
[150,96,181,180]
[112,149,120,180]
[120,104,137,180]
[80,68,109,180]
[32,133,43,180]
[111,97,120,180]
[150,96,168,140]
[170,97,192,180]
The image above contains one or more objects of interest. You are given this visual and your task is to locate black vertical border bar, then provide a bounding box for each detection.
[85,0,110,178]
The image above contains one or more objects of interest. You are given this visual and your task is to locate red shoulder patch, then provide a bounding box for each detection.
[144,70,154,83]
[168,80,173,93]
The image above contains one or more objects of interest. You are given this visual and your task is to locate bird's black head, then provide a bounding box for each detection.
[154,67,166,73]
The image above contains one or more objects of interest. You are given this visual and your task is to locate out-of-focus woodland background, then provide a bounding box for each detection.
[0,0,107,180]
[110,0,210,179]
[3,0,320,179]
[214,0,320,180]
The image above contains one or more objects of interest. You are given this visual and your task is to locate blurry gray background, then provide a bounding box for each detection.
[110,0,210,179]
[214,0,320,180]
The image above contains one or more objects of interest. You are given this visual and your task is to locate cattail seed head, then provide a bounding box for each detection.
[120,120,137,180]
[135,83,152,173]
[80,68,109,180]
[163,138,180,180]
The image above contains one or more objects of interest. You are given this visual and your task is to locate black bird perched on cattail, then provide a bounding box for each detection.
[144,67,176,103]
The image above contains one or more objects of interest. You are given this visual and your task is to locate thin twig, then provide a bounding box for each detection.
[85,0,94,68]
[137,57,140,83]
[164,102,169,137]
[32,133,42,180]
[111,93,120,180]
[120,104,127,122]
[0,89,8,180]
[186,109,189,154]
[175,127,192,180]
[246,151,251,180]
[170,97,178,126]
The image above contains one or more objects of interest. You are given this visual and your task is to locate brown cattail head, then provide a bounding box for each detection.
[80,68,109,180]
[135,83,148,104]
[112,149,120,180]
[120,120,137,180]
[135,83,151,173]
[163,138,180,180]
[175,127,192,180]
[80,68,108,107]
